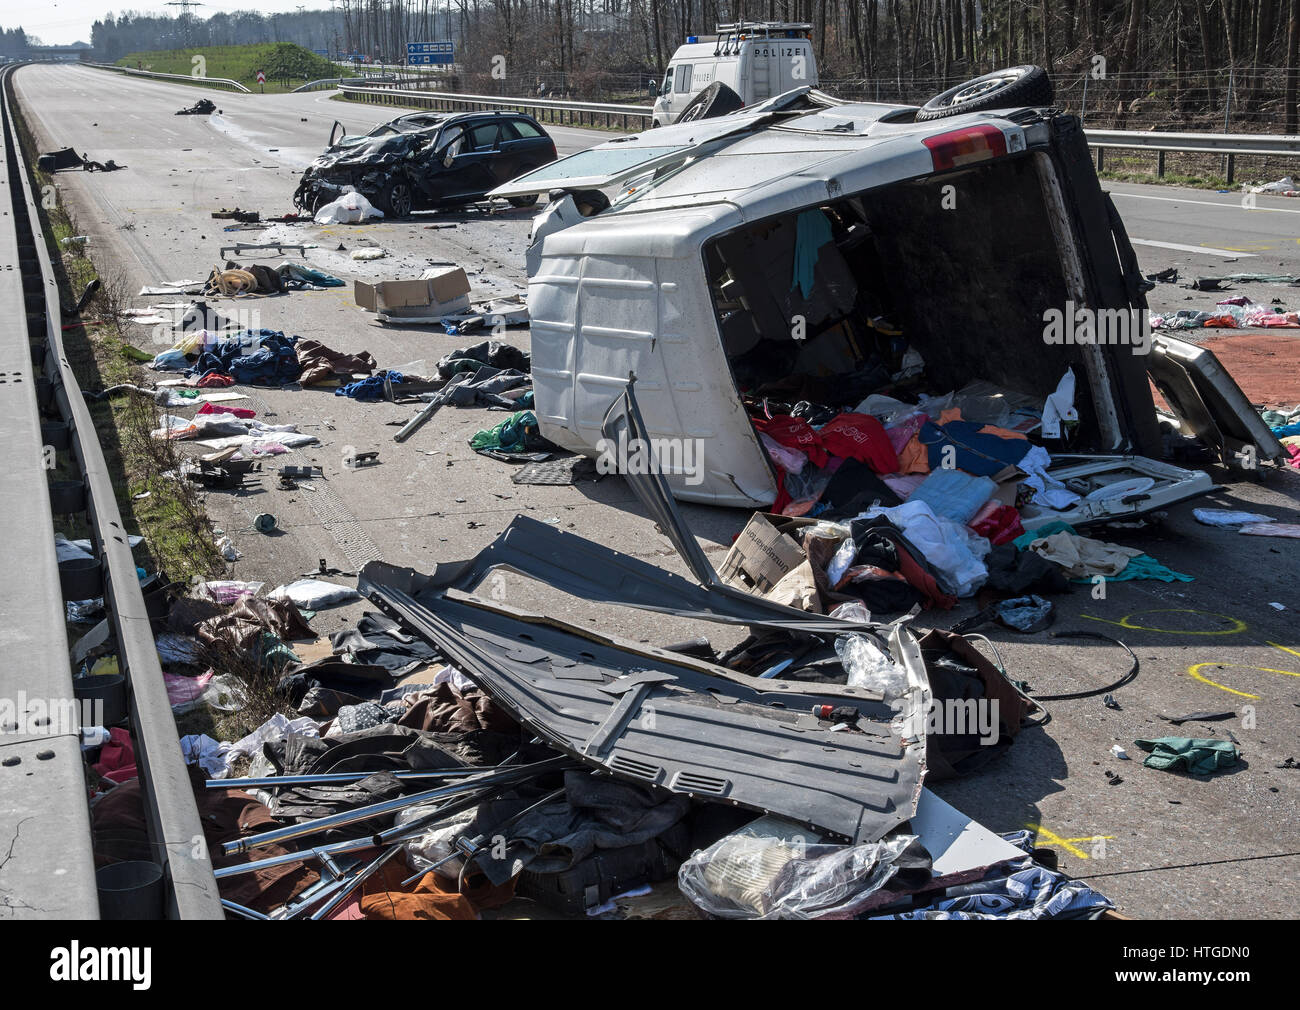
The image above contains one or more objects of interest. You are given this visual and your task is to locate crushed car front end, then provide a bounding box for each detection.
[292,132,428,214]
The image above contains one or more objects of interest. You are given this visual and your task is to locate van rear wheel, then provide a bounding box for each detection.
[915,66,1052,122]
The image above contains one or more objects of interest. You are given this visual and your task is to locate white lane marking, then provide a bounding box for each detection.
[1129,238,1256,258]
[1111,190,1300,215]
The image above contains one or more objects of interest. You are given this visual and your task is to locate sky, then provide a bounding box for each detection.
[9,2,327,47]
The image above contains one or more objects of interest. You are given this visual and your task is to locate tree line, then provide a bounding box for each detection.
[11,1,1300,127]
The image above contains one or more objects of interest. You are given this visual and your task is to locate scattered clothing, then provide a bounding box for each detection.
[1134,737,1239,776]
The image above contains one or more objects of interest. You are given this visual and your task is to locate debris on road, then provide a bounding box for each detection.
[176,98,218,116]
[1133,737,1241,776]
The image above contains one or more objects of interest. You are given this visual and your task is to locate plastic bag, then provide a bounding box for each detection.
[678,830,918,919]
[198,580,263,605]
[1192,508,1275,528]
[313,189,384,224]
[267,578,360,608]
[397,807,477,880]
[826,535,858,587]
[834,633,907,697]
[829,600,872,623]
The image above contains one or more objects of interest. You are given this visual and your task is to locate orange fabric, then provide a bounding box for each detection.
[358,859,516,920]
[977,424,1028,440]
[937,407,964,424]
[896,434,931,475]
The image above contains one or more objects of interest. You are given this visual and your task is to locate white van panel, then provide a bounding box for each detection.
[530,209,776,506]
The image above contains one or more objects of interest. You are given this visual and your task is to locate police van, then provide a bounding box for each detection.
[651,21,818,127]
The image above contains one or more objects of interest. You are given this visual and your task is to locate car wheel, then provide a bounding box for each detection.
[914,66,1053,122]
[381,180,413,219]
[508,193,540,208]
[677,82,745,123]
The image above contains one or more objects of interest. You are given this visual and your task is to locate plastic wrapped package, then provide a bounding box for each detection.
[678,831,918,920]
[834,633,907,697]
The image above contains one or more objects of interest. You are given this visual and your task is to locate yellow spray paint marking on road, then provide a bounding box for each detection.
[1080,608,1247,636]
[1025,824,1114,860]
[1186,643,1300,699]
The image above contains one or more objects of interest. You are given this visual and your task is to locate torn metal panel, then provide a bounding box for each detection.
[365,514,869,633]
[358,574,927,843]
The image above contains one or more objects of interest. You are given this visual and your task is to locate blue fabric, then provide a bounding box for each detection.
[186,329,300,386]
[1270,421,1300,438]
[869,863,1113,920]
[790,209,833,299]
[1013,520,1077,549]
[921,420,1032,477]
[1094,554,1194,583]
[908,468,997,523]
[335,371,404,401]
[151,348,190,371]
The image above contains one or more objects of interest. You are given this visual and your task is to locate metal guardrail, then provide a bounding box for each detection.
[339,84,654,130]
[1087,128,1300,183]
[294,74,395,93]
[0,63,222,920]
[85,61,252,93]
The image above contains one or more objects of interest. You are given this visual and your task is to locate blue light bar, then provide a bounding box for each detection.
[686,35,698,43]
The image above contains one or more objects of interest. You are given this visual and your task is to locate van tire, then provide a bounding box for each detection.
[677,82,745,123]
[914,66,1053,122]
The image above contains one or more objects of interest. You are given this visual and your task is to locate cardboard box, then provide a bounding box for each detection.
[718,512,811,596]
[354,266,471,317]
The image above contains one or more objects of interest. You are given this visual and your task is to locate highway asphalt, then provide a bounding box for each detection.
[15,63,1300,918]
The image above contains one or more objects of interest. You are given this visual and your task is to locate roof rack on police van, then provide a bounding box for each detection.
[711,21,812,55]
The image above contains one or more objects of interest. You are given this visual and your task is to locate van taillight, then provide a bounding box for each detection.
[922,125,1008,172]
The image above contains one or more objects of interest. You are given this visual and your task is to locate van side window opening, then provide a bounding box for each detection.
[676,65,693,93]
[663,68,675,94]
[511,119,544,138]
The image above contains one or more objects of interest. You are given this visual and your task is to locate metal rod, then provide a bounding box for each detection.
[221,757,567,856]
[222,899,271,920]
[210,767,494,790]
[309,844,405,920]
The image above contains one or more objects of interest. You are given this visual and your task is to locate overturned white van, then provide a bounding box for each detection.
[491,75,1282,521]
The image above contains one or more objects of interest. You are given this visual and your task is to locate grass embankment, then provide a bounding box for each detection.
[14,101,222,585]
[17,101,295,742]
[118,42,353,94]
